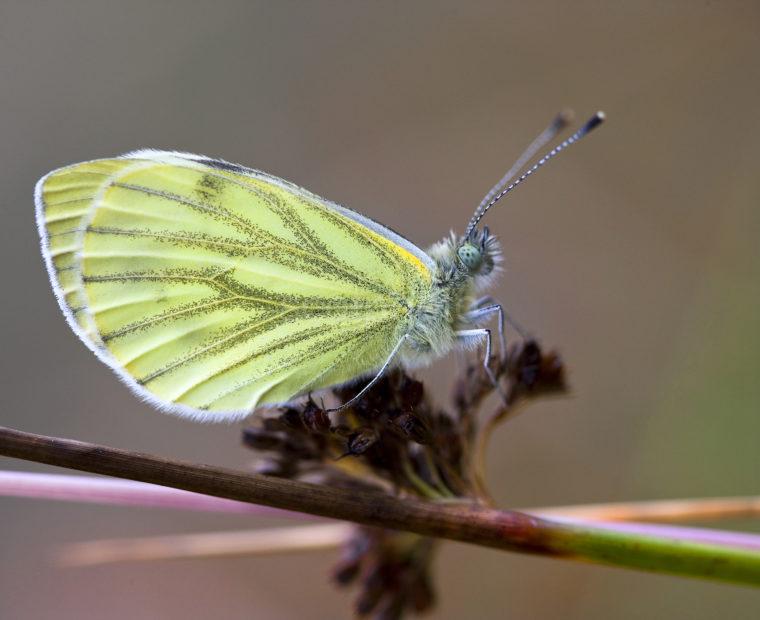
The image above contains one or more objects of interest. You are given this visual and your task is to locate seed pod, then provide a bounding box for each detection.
[392,412,432,445]
[347,428,379,456]
[332,557,362,585]
[537,351,566,392]
[261,417,287,432]
[397,375,424,409]
[279,407,305,430]
[355,562,388,615]
[410,573,435,612]
[241,428,284,451]
[374,596,405,620]
[253,457,292,477]
[515,340,542,388]
[331,424,354,437]
[302,399,331,433]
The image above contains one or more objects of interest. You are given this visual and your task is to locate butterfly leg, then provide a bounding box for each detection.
[472,295,496,308]
[329,334,410,412]
[463,304,506,358]
[471,296,530,341]
[456,328,507,401]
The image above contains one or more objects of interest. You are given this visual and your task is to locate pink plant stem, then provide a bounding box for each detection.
[0,471,309,519]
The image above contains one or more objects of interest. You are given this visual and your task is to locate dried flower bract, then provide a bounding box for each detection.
[242,340,566,619]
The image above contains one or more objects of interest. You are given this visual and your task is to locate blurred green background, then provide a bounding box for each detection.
[1,1,759,618]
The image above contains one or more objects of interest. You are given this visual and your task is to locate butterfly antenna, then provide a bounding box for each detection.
[469,109,573,234]
[464,111,605,238]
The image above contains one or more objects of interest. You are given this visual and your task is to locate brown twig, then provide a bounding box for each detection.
[0,426,555,552]
[2,425,760,586]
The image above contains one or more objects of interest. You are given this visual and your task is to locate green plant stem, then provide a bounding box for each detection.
[421,447,455,498]
[400,453,442,500]
[1,425,759,587]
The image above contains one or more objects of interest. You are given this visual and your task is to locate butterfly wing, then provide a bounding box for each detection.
[36,150,433,420]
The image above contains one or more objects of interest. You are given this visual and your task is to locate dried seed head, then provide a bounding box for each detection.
[335,527,436,620]
[509,340,567,395]
[240,336,568,619]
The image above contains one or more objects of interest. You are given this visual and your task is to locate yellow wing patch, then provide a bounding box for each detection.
[36,152,433,420]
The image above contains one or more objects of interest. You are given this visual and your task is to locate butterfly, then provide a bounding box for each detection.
[35,112,603,421]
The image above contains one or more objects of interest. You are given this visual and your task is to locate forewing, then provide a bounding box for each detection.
[36,151,431,420]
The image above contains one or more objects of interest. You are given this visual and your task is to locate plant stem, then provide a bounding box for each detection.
[0,470,304,517]
[421,447,455,498]
[2,425,759,587]
[57,523,352,566]
[400,453,443,500]
[472,397,526,504]
[7,472,757,525]
[533,497,760,523]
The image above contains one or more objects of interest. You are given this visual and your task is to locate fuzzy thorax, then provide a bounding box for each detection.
[399,229,503,368]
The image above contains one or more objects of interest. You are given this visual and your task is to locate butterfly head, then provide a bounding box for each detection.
[457,226,499,278]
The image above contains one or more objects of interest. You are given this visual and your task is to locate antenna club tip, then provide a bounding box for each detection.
[554,108,575,129]
[582,111,606,134]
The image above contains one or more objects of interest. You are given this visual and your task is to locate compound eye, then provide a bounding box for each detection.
[457,243,482,271]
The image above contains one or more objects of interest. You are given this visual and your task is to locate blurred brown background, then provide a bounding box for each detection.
[2,1,759,618]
